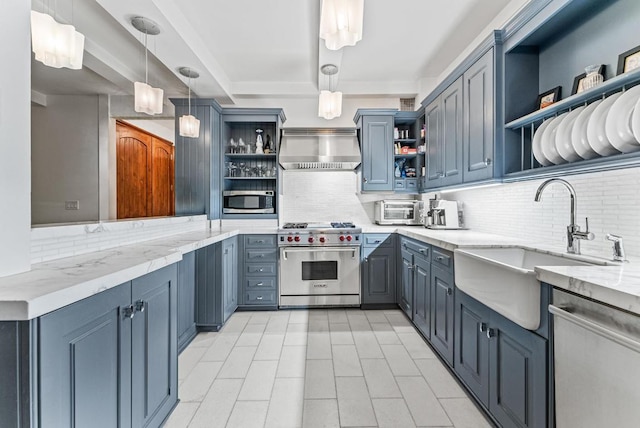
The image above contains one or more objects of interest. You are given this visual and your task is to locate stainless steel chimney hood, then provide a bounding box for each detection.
[279,128,361,170]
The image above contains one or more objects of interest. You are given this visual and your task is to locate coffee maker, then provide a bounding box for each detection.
[424,199,464,229]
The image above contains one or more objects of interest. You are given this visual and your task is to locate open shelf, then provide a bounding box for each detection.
[224,177,277,180]
[224,153,277,159]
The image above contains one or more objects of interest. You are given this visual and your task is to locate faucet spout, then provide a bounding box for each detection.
[534,178,592,255]
[534,178,576,227]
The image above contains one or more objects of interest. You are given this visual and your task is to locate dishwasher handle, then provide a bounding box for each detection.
[549,304,640,353]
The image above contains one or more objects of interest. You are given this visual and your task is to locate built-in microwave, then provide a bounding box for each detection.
[223,190,275,214]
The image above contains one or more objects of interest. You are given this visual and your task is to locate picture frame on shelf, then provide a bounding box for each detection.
[536,86,561,110]
[617,44,640,75]
[571,65,606,95]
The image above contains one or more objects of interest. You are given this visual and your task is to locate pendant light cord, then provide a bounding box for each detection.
[144,32,149,85]
[188,73,192,115]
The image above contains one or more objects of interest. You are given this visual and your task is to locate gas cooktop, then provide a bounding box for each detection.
[281,222,356,230]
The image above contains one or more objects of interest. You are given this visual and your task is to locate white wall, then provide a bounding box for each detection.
[123,119,175,143]
[31,95,107,224]
[441,167,640,260]
[0,3,31,276]
[226,96,401,128]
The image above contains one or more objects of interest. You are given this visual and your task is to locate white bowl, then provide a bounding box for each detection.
[571,102,600,159]
[586,92,622,156]
[556,107,584,162]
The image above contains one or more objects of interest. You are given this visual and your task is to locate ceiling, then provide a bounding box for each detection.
[31,0,516,106]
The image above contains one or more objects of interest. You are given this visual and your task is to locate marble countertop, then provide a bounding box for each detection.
[0,229,237,320]
[1,222,637,320]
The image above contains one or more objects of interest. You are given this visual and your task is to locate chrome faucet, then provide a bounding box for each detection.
[606,234,627,262]
[534,178,594,255]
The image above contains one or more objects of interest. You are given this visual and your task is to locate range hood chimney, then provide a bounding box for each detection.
[279,128,361,170]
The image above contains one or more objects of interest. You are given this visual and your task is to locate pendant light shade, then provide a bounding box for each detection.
[178,67,200,138]
[134,82,164,115]
[30,10,85,69]
[318,90,343,120]
[179,115,200,138]
[132,17,164,116]
[319,0,364,51]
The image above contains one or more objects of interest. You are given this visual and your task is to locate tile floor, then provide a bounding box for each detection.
[165,309,493,428]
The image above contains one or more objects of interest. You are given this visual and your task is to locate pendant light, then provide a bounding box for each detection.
[30,1,85,70]
[318,64,342,120]
[131,17,164,115]
[319,0,364,51]
[178,67,200,138]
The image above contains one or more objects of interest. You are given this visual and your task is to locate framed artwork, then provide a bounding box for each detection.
[617,45,640,75]
[536,86,562,110]
[572,65,606,95]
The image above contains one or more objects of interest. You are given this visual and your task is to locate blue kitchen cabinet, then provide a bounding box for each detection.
[238,235,278,308]
[399,237,431,328]
[38,264,178,428]
[463,49,495,183]
[412,253,431,339]
[455,288,547,428]
[170,98,223,219]
[355,111,395,192]
[425,77,464,189]
[361,234,396,306]
[430,258,455,366]
[195,237,238,330]
[177,251,197,353]
[399,247,414,319]
[131,266,179,428]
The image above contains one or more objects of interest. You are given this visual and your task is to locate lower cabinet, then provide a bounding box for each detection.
[455,289,547,428]
[38,264,178,428]
[398,247,414,318]
[412,254,431,339]
[177,251,197,353]
[238,234,278,308]
[195,237,238,330]
[430,264,455,365]
[361,234,396,305]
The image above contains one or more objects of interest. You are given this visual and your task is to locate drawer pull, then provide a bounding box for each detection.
[436,256,444,261]
[256,240,265,244]
[419,249,426,254]
[256,282,264,286]
[374,240,381,243]
[256,296,263,300]
[258,268,264,272]
[257,254,264,258]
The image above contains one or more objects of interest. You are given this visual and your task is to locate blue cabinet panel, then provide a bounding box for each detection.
[177,251,197,353]
[431,265,454,365]
[360,115,394,191]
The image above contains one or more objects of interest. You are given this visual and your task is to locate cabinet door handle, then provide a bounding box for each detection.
[484,158,492,166]
[447,288,453,296]
[486,328,495,339]
[363,177,368,183]
[364,257,369,263]
[134,300,145,313]
[479,322,486,333]
[123,305,135,319]
[408,265,414,270]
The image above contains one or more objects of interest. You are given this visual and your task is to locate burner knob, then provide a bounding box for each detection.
[346,235,352,242]
[319,237,326,243]
[287,236,293,242]
[308,237,314,243]
[339,235,345,242]
[294,236,300,242]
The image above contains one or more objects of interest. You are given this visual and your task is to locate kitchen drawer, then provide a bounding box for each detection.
[245,249,277,262]
[246,277,277,289]
[363,233,395,248]
[394,179,406,190]
[245,263,277,275]
[244,290,277,305]
[406,179,418,190]
[432,247,453,272]
[244,235,277,248]
[400,237,430,259]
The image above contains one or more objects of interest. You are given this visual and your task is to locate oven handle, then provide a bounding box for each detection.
[549,304,640,353]
[281,247,359,261]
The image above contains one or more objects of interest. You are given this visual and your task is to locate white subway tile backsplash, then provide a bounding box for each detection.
[31,215,209,263]
[446,167,640,260]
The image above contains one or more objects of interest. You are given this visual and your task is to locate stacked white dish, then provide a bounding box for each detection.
[532,85,640,165]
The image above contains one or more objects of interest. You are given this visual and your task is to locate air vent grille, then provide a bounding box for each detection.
[400,98,415,111]
[296,162,345,170]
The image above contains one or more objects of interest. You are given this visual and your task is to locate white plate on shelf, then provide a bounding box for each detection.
[555,107,584,162]
[541,112,570,164]
[633,95,640,144]
[571,101,601,159]
[606,85,640,153]
[586,92,622,156]
[531,118,555,166]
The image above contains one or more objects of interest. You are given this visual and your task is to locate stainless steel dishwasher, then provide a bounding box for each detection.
[550,289,640,427]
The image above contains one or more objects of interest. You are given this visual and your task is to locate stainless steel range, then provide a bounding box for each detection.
[278,222,362,308]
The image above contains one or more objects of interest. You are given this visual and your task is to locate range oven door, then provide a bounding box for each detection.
[279,247,360,296]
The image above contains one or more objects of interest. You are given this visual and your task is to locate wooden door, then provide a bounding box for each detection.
[116,121,174,219]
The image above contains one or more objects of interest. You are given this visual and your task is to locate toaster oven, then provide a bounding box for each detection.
[374,200,423,225]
